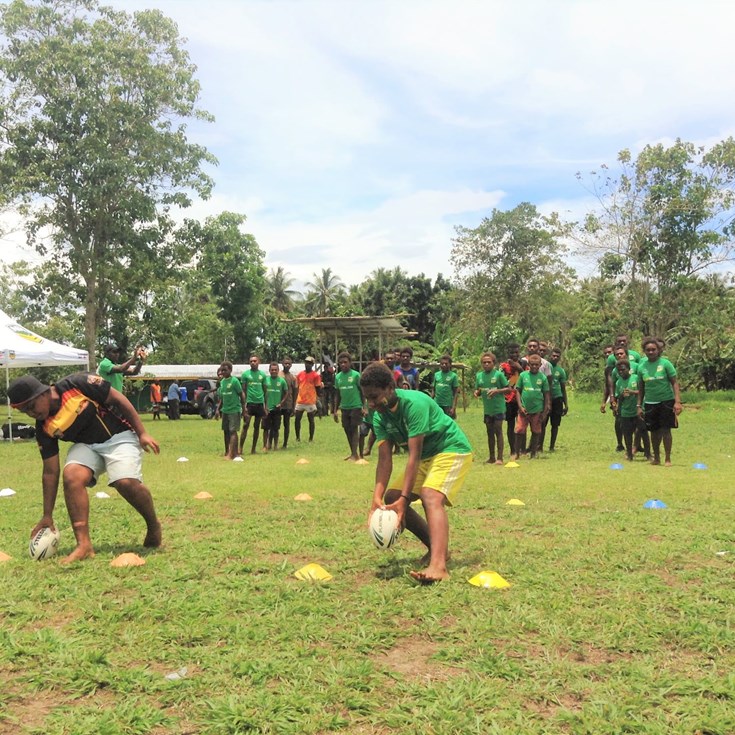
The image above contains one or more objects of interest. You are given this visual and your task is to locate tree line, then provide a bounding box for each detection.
[1,0,734,391]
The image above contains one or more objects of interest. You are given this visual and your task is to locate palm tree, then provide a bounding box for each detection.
[303,267,345,317]
[265,266,300,313]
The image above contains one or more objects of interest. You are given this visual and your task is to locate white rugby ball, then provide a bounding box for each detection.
[368,508,401,550]
[29,527,60,561]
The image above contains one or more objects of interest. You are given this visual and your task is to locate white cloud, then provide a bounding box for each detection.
[3,0,735,292]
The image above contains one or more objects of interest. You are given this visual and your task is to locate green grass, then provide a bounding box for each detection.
[1,394,734,735]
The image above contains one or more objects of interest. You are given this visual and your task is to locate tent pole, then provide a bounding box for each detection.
[5,364,12,442]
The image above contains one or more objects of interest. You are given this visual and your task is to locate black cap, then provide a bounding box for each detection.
[8,375,50,408]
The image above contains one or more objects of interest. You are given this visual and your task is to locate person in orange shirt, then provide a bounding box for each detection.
[294,356,323,442]
[150,379,162,420]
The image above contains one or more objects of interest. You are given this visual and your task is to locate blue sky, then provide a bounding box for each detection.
[3,0,735,289]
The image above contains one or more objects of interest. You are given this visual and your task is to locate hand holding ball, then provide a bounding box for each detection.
[368,508,401,550]
[29,526,60,560]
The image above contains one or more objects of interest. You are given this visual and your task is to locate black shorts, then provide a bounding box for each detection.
[340,408,362,428]
[620,415,647,434]
[246,403,266,419]
[263,408,282,431]
[643,400,678,432]
[549,397,564,427]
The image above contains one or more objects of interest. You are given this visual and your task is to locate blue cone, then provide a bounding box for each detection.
[692,462,708,470]
[644,499,668,509]
[609,463,624,470]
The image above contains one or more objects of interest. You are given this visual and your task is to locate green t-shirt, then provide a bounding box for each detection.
[611,361,638,385]
[264,375,288,410]
[474,369,509,416]
[373,389,472,459]
[614,373,639,418]
[218,376,243,415]
[516,370,549,414]
[433,369,459,408]
[241,369,266,403]
[606,349,641,370]
[638,357,676,403]
[550,364,567,399]
[335,369,362,410]
[97,357,123,392]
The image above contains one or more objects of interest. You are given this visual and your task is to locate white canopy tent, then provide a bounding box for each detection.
[0,310,89,439]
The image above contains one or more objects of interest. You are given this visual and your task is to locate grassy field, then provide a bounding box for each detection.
[1,392,734,735]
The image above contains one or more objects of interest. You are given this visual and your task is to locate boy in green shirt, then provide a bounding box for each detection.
[431,354,459,418]
[263,362,288,451]
[544,347,569,452]
[333,351,364,462]
[239,354,268,455]
[473,351,511,465]
[215,361,246,460]
[360,363,473,584]
[613,359,650,461]
[637,338,682,466]
[513,354,550,460]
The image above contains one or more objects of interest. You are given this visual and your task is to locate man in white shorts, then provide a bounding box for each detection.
[9,372,162,564]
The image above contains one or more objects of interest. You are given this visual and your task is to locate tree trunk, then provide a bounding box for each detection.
[84,275,98,371]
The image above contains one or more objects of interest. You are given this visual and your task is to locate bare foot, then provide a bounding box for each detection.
[144,523,162,548]
[419,551,451,566]
[410,568,449,584]
[650,458,660,466]
[664,460,672,467]
[494,459,504,466]
[60,545,96,564]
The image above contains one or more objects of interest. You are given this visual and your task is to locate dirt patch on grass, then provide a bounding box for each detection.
[374,636,464,681]
[0,690,65,735]
[525,690,585,717]
[24,609,78,632]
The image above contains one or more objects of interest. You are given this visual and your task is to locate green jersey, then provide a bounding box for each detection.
[614,373,639,418]
[611,361,638,385]
[241,369,266,403]
[97,357,123,392]
[373,389,472,459]
[433,369,459,408]
[335,369,362,410]
[638,357,676,403]
[549,364,567,400]
[516,370,549,414]
[264,375,288,410]
[606,349,641,370]
[218,376,243,415]
[475,369,509,416]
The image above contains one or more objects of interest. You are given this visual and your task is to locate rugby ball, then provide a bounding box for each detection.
[29,527,60,561]
[368,508,401,550]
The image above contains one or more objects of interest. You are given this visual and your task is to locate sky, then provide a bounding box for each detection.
[3,0,735,290]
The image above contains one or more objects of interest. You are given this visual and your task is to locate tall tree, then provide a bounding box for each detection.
[191,212,266,360]
[575,138,735,335]
[303,267,345,317]
[0,0,216,366]
[265,266,300,314]
[451,203,576,340]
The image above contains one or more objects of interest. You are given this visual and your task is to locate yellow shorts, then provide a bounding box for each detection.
[388,452,473,507]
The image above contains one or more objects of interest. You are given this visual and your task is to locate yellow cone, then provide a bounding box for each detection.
[355,458,369,465]
[294,563,332,581]
[506,498,525,506]
[296,458,310,465]
[0,551,12,563]
[294,493,313,501]
[468,571,511,589]
[504,461,520,468]
[194,491,213,500]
